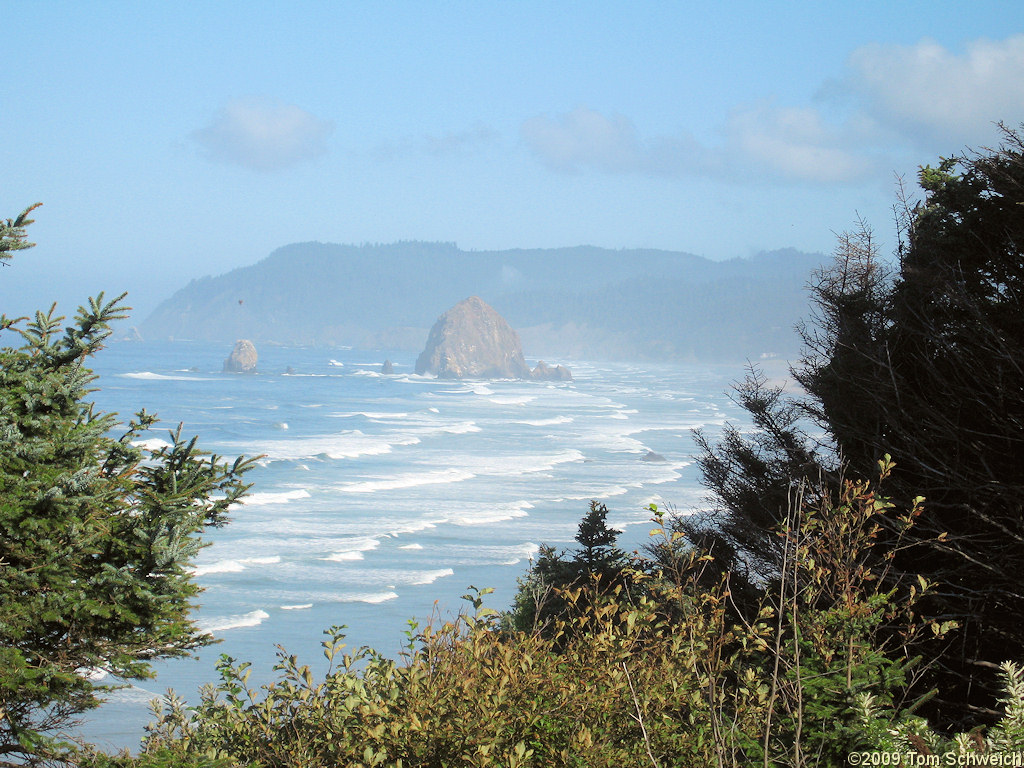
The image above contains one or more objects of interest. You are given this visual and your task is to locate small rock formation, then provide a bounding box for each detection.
[415,296,532,379]
[641,450,667,463]
[531,361,573,381]
[381,359,394,375]
[223,339,258,373]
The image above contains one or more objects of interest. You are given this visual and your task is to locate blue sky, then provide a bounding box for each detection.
[4,1,1024,322]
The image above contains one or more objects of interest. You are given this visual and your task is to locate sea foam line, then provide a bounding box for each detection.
[337,469,475,494]
[243,429,422,462]
[515,415,574,426]
[321,537,381,561]
[446,500,534,526]
[407,568,455,586]
[488,395,536,406]
[118,371,207,381]
[451,449,585,478]
[351,591,398,604]
[240,489,311,506]
[192,556,281,577]
[199,609,270,633]
[330,411,411,420]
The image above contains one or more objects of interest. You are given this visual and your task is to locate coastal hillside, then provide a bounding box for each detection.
[139,242,823,361]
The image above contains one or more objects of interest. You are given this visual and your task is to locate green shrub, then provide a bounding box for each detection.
[73,463,1006,768]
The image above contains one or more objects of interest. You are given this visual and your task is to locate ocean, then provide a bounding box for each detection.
[74,340,751,751]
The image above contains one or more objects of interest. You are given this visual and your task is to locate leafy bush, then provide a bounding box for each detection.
[74,464,1006,768]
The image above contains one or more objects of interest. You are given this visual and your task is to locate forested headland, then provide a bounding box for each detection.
[138,242,821,363]
[3,127,1024,767]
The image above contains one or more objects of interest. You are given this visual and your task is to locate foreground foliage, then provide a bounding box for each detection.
[0,207,254,765]
[78,466,1023,768]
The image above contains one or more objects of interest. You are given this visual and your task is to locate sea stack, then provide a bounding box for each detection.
[531,360,573,381]
[223,339,258,372]
[415,296,532,379]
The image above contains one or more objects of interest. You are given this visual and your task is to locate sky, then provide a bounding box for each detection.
[4,1,1024,322]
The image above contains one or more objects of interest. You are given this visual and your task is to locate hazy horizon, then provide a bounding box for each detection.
[4,3,1024,321]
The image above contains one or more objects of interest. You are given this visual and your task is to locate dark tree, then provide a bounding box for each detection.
[689,126,1024,727]
[573,500,624,571]
[507,501,628,635]
[688,364,826,596]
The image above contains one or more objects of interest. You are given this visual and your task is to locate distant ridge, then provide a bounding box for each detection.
[138,242,823,362]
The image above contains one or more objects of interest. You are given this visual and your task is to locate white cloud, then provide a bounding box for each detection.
[845,35,1024,146]
[725,102,877,183]
[192,97,333,171]
[521,107,645,173]
[521,36,1024,187]
[521,105,864,184]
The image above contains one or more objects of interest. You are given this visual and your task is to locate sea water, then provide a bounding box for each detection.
[74,340,751,750]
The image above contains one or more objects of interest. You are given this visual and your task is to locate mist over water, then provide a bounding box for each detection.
[76,340,750,751]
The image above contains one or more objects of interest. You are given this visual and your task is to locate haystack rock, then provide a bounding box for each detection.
[381,359,394,374]
[223,339,258,372]
[415,296,532,379]
[531,360,573,381]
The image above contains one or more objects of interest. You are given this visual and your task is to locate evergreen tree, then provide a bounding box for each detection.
[0,206,255,764]
[573,500,624,572]
[797,130,1024,724]
[687,126,1024,726]
[508,501,627,634]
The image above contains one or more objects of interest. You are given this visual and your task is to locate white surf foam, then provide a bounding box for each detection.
[407,568,455,585]
[246,430,421,461]
[193,560,245,576]
[451,449,585,478]
[488,395,536,406]
[240,489,310,506]
[331,411,411,420]
[280,603,313,611]
[352,591,399,604]
[337,469,475,494]
[500,542,541,565]
[119,371,206,381]
[192,556,281,577]
[321,537,381,561]
[446,541,540,565]
[131,437,173,451]
[386,519,441,536]
[199,609,270,633]
[323,550,366,562]
[557,481,634,501]
[447,500,534,526]
[437,421,481,434]
[516,415,574,426]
